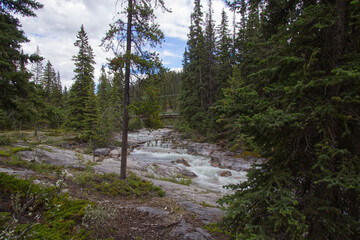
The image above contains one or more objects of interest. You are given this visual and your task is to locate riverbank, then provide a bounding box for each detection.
[0,129,233,239]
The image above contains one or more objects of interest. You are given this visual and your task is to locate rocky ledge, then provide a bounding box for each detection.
[187,142,266,171]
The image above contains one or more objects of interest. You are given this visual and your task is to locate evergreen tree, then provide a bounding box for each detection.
[218,1,360,239]
[203,0,217,107]
[0,0,43,113]
[67,25,97,141]
[42,60,56,103]
[103,0,169,179]
[215,8,232,91]
[31,46,43,84]
[178,0,207,133]
[95,65,116,147]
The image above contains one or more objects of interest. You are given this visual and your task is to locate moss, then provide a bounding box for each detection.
[3,155,63,175]
[74,172,165,198]
[0,150,10,157]
[159,176,193,186]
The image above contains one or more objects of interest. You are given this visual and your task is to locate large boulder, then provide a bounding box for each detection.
[109,148,120,158]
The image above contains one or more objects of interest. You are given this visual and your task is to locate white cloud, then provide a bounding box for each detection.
[18,0,231,88]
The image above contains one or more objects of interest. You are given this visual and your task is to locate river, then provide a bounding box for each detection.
[127,128,248,193]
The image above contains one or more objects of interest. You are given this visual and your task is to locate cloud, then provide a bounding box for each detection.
[18,0,231,88]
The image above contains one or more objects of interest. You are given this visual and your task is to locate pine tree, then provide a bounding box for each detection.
[67,25,97,141]
[218,1,360,239]
[103,0,169,179]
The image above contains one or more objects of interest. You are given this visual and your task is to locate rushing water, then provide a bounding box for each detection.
[128,129,248,193]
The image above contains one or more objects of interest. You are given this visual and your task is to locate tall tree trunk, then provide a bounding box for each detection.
[120,0,133,179]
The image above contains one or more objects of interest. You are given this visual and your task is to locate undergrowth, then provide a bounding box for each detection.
[74,172,165,198]
[0,173,91,239]
[3,154,63,175]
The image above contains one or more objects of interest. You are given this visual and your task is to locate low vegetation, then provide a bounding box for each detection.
[0,173,91,239]
[74,172,165,197]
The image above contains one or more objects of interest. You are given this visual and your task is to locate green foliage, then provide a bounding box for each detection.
[130,78,163,129]
[66,25,97,142]
[3,154,63,175]
[0,135,12,146]
[216,1,360,239]
[0,173,91,239]
[159,176,193,186]
[74,172,165,197]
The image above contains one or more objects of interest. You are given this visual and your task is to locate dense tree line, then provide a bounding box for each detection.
[2,0,359,238]
[180,0,359,239]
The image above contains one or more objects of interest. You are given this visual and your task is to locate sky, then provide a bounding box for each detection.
[19,0,232,88]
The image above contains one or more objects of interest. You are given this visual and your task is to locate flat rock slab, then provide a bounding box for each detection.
[136,206,169,218]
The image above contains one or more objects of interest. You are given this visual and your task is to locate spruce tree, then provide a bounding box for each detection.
[215,9,232,90]
[67,25,97,141]
[42,60,56,103]
[31,46,43,84]
[178,0,207,133]
[218,1,360,239]
[203,0,217,108]
[0,0,43,112]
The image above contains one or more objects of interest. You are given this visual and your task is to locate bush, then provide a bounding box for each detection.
[0,135,12,146]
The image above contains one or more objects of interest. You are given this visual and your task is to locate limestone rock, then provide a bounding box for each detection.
[94,148,109,157]
[176,158,190,167]
[180,169,197,178]
[218,170,232,177]
[109,149,120,158]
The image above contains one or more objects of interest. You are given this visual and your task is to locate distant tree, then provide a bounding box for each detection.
[103,0,169,179]
[215,8,232,91]
[42,60,56,103]
[95,65,116,147]
[203,0,217,107]
[67,25,97,141]
[31,46,43,84]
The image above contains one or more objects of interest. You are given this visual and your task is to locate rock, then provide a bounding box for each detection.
[171,219,210,240]
[69,164,86,171]
[180,169,197,178]
[218,170,232,177]
[136,207,169,218]
[109,149,120,158]
[187,142,220,156]
[176,158,190,167]
[94,148,109,157]
[209,156,221,168]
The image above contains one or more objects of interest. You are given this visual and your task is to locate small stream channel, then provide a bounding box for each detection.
[127,129,248,193]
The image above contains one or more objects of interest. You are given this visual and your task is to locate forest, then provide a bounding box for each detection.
[1,0,359,239]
